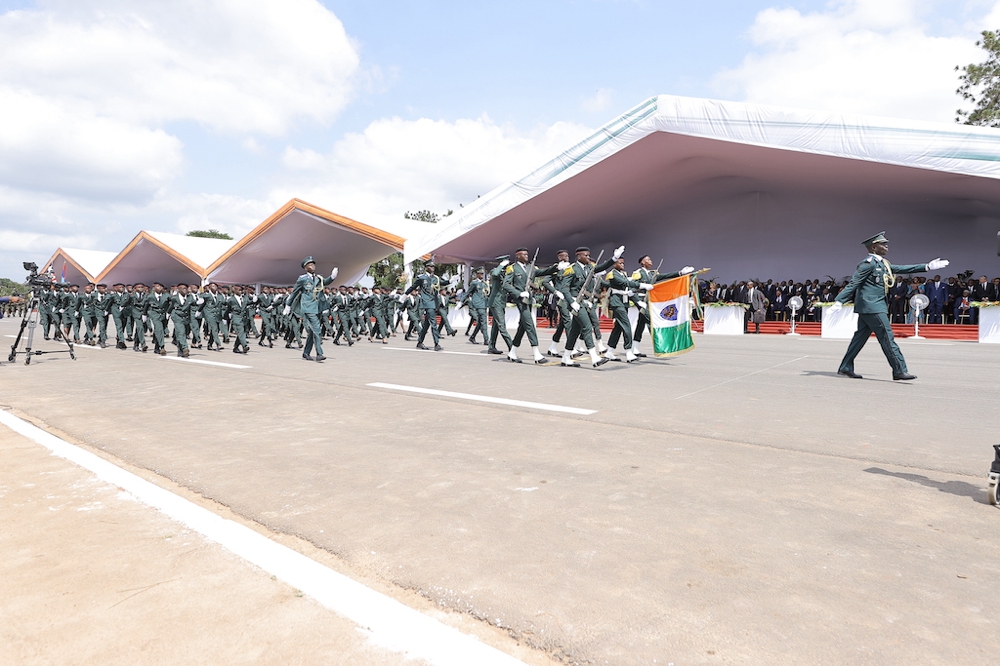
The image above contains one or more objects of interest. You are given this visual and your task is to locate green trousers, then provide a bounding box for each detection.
[488,303,512,350]
[838,312,908,376]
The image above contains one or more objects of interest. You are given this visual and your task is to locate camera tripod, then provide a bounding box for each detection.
[8,286,75,365]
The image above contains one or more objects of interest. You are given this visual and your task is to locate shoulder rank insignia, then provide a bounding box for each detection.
[505,265,514,274]
[630,271,641,280]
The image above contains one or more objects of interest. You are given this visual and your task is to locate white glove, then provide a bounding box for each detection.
[570,302,580,313]
[612,245,625,260]
[397,295,406,303]
[639,302,647,311]
[330,267,339,280]
[141,315,147,323]
[926,258,949,271]
[195,312,202,319]
[282,306,291,316]
[520,291,529,299]
[640,283,653,291]
[555,291,565,301]
[59,308,65,313]
[680,266,695,275]
[829,301,843,313]
[196,297,204,305]
[557,261,570,271]
[499,258,510,268]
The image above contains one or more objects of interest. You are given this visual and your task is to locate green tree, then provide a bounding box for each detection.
[186,229,233,239]
[367,251,407,288]
[956,29,1000,126]
[0,277,25,297]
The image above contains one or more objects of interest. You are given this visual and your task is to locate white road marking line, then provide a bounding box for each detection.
[0,409,528,666]
[368,382,597,415]
[382,346,490,357]
[162,356,251,369]
[674,355,811,400]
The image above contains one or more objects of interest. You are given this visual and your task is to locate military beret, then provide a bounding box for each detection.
[301,256,316,268]
[862,231,888,246]
[575,246,590,254]
[515,246,528,253]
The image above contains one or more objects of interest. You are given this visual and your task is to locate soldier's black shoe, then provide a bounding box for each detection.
[508,356,522,363]
[43,335,50,340]
[535,358,548,365]
[593,357,609,368]
[635,352,647,358]
[486,347,503,355]
[893,373,916,381]
[315,355,326,362]
[302,353,314,361]
[182,349,190,358]
[347,340,354,346]
[838,370,863,379]
[158,348,167,356]
[142,345,148,353]
[416,343,429,350]
[561,359,581,367]
[448,330,456,337]
[117,342,126,349]
[434,344,443,351]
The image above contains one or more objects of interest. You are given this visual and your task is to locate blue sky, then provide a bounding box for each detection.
[0,0,997,278]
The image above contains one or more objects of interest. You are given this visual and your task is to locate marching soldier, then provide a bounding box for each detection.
[79,283,98,345]
[503,247,547,364]
[403,290,420,340]
[226,284,251,354]
[142,282,170,355]
[331,285,354,346]
[168,283,198,357]
[286,256,337,361]
[39,283,56,340]
[57,284,82,343]
[200,283,225,351]
[92,283,112,348]
[405,261,443,351]
[559,246,621,368]
[188,283,203,349]
[537,250,572,357]
[463,267,489,344]
[487,255,514,355]
[602,256,654,362]
[629,255,693,357]
[832,231,948,380]
[110,283,130,349]
[436,284,457,337]
[131,284,148,351]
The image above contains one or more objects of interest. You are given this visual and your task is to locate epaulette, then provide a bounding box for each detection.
[630,271,641,280]
[864,256,874,263]
[562,266,574,276]
[505,265,514,274]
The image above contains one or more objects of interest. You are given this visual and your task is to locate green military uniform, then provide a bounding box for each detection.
[131,286,148,351]
[603,266,648,360]
[331,288,353,345]
[168,291,198,356]
[487,259,514,354]
[142,288,171,354]
[110,286,130,348]
[58,286,82,342]
[288,257,335,360]
[629,265,682,354]
[836,232,933,379]
[39,285,56,339]
[558,247,618,366]
[226,291,252,354]
[463,271,489,344]
[405,267,442,349]
[503,252,545,362]
[91,287,112,347]
[200,288,225,350]
[436,287,456,336]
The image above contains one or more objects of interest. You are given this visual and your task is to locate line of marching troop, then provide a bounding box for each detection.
[32,280,422,357]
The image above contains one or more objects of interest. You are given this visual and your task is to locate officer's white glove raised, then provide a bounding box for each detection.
[570,302,580,313]
[330,267,339,280]
[557,261,570,271]
[555,291,565,301]
[499,258,510,268]
[926,258,949,271]
[640,283,653,291]
[282,306,291,316]
[829,301,843,313]
[612,245,625,260]
[680,266,695,275]
[519,291,529,300]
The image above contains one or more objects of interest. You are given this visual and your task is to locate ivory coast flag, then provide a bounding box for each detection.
[648,275,694,357]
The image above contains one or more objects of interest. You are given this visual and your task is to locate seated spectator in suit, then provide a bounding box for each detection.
[955,289,974,324]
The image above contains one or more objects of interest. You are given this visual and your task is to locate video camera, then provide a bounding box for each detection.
[23,261,54,290]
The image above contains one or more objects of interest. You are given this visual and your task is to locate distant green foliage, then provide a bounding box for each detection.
[956,29,1000,126]
[0,277,25,296]
[186,229,233,239]
[403,209,453,224]
[367,251,407,288]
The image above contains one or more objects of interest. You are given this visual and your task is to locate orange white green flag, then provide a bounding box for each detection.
[648,275,695,357]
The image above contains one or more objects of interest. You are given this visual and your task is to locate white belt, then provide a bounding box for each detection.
[610,288,630,296]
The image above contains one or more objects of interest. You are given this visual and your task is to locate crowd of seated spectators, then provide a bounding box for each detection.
[697,274,1000,324]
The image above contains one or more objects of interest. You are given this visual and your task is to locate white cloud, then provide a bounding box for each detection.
[272,115,593,239]
[582,88,615,113]
[714,0,995,122]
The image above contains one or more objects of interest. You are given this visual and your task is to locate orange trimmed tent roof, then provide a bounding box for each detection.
[43,248,119,284]
[64,199,404,287]
[205,199,404,286]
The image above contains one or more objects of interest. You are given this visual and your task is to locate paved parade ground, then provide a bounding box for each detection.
[2,316,999,665]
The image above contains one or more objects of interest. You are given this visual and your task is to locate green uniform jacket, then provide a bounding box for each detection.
[563,258,615,300]
[603,269,642,309]
[405,273,441,309]
[502,262,533,300]
[835,255,928,315]
[464,279,488,309]
[289,273,334,314]
[487,267,506,308]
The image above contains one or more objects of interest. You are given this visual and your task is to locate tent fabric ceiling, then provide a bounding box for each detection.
[406,95,1000,281]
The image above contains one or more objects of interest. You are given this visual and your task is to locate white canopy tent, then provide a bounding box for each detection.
[43,248,118,284]
[406,95,1000,281]
[98,232,236,286]
[205,200,404,286]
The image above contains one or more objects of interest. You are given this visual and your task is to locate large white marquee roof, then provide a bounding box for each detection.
[407,95,1000,280]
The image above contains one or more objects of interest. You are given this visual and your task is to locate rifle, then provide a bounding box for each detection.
[521,247,539,304]
[572,249,606,308]
[654,258,664,276]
